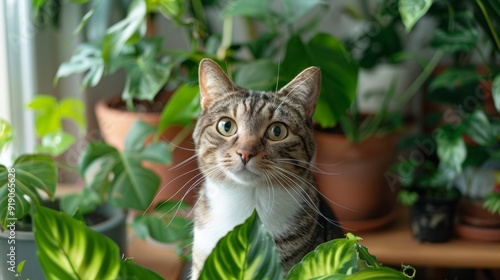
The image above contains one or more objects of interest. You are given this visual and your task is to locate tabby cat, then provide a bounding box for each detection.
[191,58,343,279]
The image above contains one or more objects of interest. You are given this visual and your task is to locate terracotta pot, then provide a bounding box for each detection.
[457,198,500,228]
[313,130,401,231]
[94,96,199,206]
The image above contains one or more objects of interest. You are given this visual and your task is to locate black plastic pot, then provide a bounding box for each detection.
[410,191,460,243]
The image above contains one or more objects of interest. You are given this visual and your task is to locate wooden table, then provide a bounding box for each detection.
[359,206,500,269]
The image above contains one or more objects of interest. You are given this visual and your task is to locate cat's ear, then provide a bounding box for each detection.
[198,58,238,110]
[278,67,321,118]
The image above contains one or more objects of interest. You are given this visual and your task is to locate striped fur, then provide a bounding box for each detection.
[191,58,342,279]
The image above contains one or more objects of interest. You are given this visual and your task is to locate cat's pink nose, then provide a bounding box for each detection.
[237,150,254,165]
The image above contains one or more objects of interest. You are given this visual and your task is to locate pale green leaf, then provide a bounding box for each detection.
[436,126,467,172]
[343,267,411,280]
[286,238,358,279]
[399,0,432,32]
[54,43,104,89]
[464,110,496,146]
[282,0,328,23]
[0,118,13,153]
[102,0,147,64]
[59,98,87,130]
[223,0,271,18]
[492,74,500,113]
[34,205,121,280]
[37,130,76,156]
[199,211,284,280]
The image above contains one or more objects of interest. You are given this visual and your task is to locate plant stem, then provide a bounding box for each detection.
[396,50,444,108]
[476,0,500,52]
[217,17,233,60]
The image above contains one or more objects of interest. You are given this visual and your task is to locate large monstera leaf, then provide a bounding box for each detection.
[0,154,57,227]
[78,120,171,212]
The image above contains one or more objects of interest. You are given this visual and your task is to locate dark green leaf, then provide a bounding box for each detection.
[34,205,121,280]
[398,0,432,32]
[132,214,192,243]
[119,258,165,280]
[430,27,479,53]
[428,68,481,92]
[308,33,358,128]
[79,141,118,176]
[124,120,157,152]
[234,60,277,90]
[137,142,172,165]
[157,84,200,134]
[199,211,284,280]
[60,187,102,216]
[286,238,358,279]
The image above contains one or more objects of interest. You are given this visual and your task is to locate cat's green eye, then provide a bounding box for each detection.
[217,117,237,136]
[266,123,288,141]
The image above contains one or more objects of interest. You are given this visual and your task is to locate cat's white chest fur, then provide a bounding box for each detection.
[193,178,305,266]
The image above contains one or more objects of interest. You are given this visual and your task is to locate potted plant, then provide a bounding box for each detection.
[0,92,174,278]
[43,0,211,204]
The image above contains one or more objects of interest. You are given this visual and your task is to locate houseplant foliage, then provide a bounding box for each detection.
[199,211,415,280]
[64,119,172,214]
[26,95,86,156]
[33,205,163,280]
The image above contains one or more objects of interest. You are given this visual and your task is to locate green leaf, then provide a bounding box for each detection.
[150,0,186,23]
[157,84,200,134]
[398,0,432,32]
[132,214,192,243]
[483,192,500,215]
[428,68,481,92]
[463,110,496,146]
[430,27,479,53]
[199,211,284,280]
[342,267,411,280]
[26,95,59,137]
[79,141,161,211]
[36,130,76,157]
[119,258,165,280]
[60,187,102,216]
[54,43,104,89]
[435,126,467,172]
[59,98,87,131]
[234,60,277,90]
[282,0,328,23]
[286,238,358,279]
[492,74,500,113]
[222,0,271,19]
[124,120,157,152]
[34,205,121,280]
[308,33,358,128]
[102,0,147,65]
[0,154,57,227]
[0,118,13,153]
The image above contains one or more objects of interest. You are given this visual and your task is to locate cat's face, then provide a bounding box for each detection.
[193,59,321,186]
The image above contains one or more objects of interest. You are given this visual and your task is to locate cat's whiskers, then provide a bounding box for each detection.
[270,166,345,229]
[168,153,198,171]
[274,158,343,175]
[261,170,277,214]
